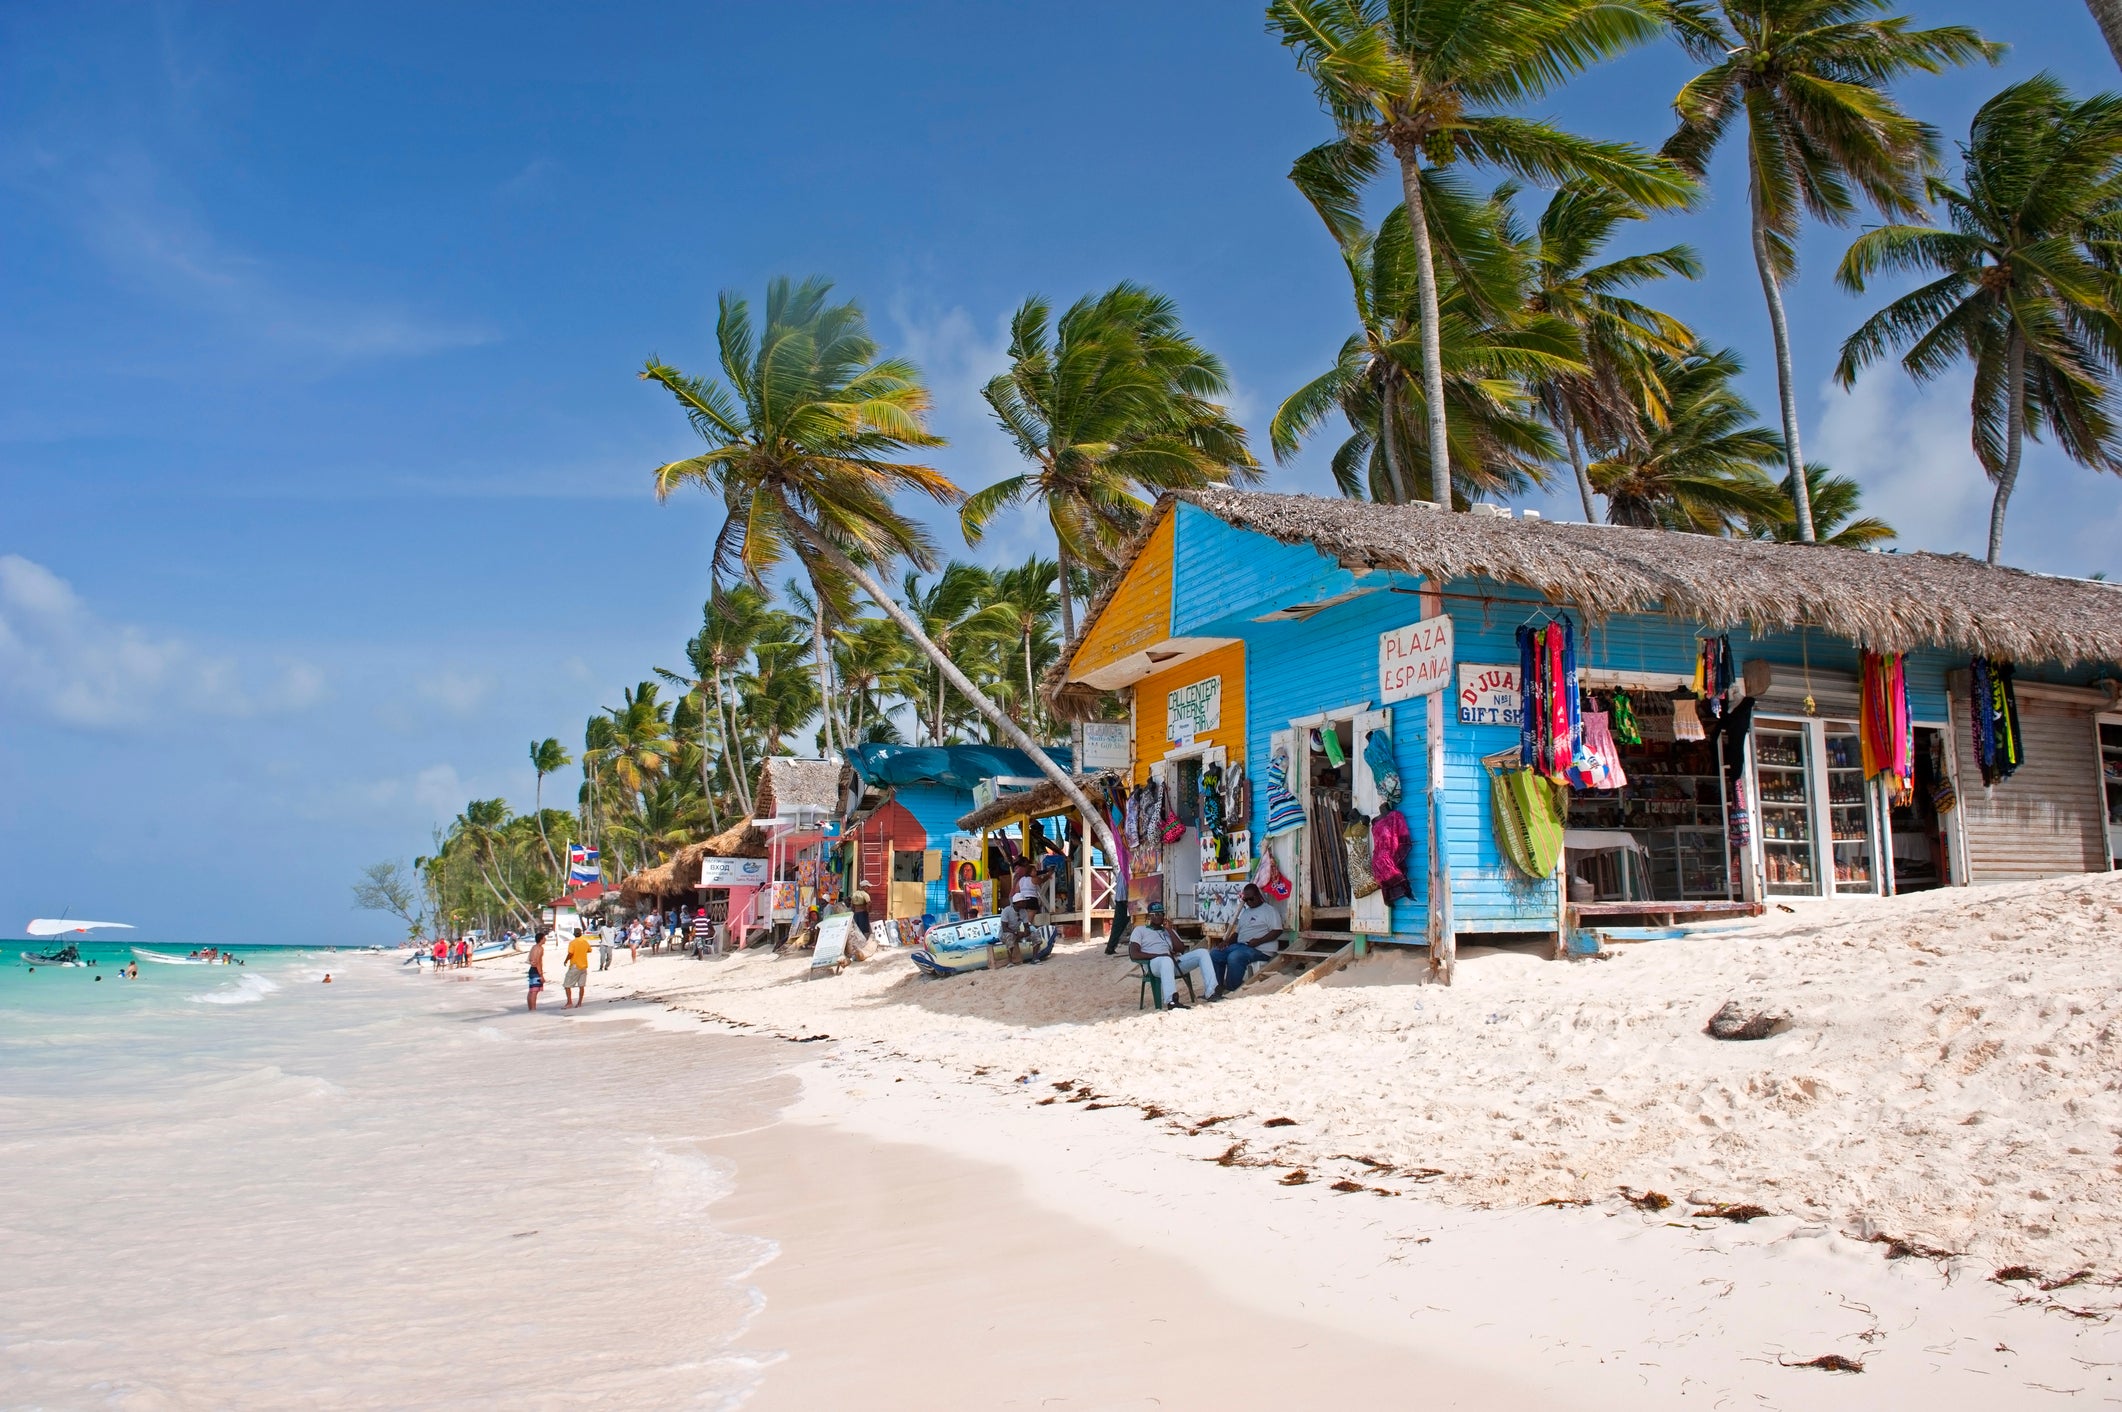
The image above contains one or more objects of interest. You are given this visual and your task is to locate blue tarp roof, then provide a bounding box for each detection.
[847,742,1071,794]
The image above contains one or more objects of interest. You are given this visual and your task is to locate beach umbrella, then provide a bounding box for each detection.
[25,919,133,937]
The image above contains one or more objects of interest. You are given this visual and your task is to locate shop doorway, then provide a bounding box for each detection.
[1886,726,1956,892]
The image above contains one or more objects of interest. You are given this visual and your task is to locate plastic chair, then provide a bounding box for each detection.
[1133,959,1195,1011]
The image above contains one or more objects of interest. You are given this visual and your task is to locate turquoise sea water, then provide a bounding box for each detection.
[0,946,787,1407]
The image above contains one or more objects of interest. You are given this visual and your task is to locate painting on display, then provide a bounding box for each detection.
[1196,879,1247,928]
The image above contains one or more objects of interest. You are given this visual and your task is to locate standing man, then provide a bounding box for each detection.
[563,926,592,1008]
[595,923,614,972]
[1127,901,1216,1009]
[689,907,717,957]
[1211,883,1287,995]
[526,931,547,1011]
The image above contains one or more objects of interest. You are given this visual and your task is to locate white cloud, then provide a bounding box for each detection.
[418,668,495,717]
[412,764,470,819]
[1811,369,1991,556]
[0,554,324,728]
[10,145,493,361]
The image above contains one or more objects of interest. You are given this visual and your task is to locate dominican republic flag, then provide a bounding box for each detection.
[567,845,601,886]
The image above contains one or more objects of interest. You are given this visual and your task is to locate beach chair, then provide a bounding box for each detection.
[1131,959,1196,1011]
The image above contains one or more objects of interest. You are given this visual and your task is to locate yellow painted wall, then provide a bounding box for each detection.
[1070,509,1175,680]
[1133,642,1247,783]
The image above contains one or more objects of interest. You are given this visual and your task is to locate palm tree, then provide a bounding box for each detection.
[641,276,1117,854]
[901,561,994,744]
[1589,344,1791,531]
[1745,463,1896,545]
[1269,0,1694,512]
[978,556,1064,743]
[528,737,570,872]
[833,613,922,743]
[1662,0,2000,542]
[659,586,771,816]
[1272,200,1578,504]
[1520,182,1701,520]
[2088,1,2122,74]
[964,284,1258,649]
[1834,75,2122,563]
[736,637,820,759]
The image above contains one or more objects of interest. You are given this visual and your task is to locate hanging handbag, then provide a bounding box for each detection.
[1343,821,1380,898]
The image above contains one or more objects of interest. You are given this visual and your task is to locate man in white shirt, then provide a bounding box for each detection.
[1127,901,1217,1009]
[1212,883,1286,994]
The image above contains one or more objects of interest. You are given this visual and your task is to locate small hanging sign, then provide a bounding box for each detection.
[1379,614,1455,705]
[1457,663,1522,726]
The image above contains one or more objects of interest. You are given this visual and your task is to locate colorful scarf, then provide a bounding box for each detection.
[1859,651,1913,802]
[1970,656,2024,785]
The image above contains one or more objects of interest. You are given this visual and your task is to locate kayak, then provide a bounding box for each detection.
[133,948,212,966]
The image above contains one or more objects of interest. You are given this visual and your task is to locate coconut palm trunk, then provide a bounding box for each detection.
[2089,0,2122,70]
[1054,540,1085,769]
[1751,172,1817,542]
[808,603,838,754]
[1378,382,1411,506]
[1395,154,1453,509]
[1988,331,2028,565]
[777,493,1116,856]
[711,665,752,814]
[1561,410,1596,521]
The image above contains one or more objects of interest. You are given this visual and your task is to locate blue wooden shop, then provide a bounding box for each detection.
[1052,489,2122,980]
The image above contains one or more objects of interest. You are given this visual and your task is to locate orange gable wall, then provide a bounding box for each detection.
[1071,509,1175,680]
[1133,642,1246,784]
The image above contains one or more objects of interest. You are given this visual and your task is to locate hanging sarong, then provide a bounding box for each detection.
[1497,768,1565,878]
[1859,652,1913,802]
[1263,749,1307,837]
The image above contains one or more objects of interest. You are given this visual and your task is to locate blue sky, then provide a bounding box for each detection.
[3,2,2116,944]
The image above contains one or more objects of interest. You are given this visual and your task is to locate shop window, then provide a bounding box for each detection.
[891,850,924,883]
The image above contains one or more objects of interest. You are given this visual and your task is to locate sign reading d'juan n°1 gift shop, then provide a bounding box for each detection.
[1379,615,1454,705]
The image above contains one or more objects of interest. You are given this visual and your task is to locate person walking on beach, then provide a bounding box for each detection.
[563,927,591,1008]
[596,924,613,971]
[526,932,547,1011]
[626,917,643,963]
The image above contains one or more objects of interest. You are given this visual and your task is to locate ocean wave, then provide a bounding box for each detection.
[190,974,282,1006]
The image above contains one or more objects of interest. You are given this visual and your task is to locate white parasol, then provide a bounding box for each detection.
[25,919,134,938]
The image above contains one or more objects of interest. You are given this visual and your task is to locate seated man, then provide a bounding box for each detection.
[1127,901,1216,1009]
[1211,883,1287,994]
[996,893,1046,965]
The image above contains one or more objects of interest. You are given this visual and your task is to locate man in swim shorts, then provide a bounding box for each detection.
[526,932,547,1011]
[563,927,592,1009]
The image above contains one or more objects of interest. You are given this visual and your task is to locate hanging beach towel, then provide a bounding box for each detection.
[1491,767,1564,879]
[1263,749,1307,838]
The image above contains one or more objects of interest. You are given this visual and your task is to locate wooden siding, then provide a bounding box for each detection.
[1134,642,1247,784]
[1953,699,2106,880]
[1072,509,1176,679]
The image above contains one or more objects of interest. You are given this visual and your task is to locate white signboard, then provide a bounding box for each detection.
[1456,663,1522,727]
[698,856,770,888]
[1081,721,1131,771]
[809,913,853,972]
[1167,676,1221,744]
[1379,615,1455,705]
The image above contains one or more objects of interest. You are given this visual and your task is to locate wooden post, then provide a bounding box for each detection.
[1422,584,1456,984]
[1079,798,1093,942]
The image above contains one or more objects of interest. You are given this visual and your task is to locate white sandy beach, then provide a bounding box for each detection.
[553,871,2122,1406]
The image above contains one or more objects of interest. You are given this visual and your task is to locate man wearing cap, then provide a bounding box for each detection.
[996,892,1046,965]
[1210,882,1286,994]
[1127,901,1217,1009]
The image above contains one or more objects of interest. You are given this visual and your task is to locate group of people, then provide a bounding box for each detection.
[428,936,476,969]
[1119,882,1286,1011]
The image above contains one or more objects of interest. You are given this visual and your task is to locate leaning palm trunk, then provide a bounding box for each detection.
[1055,540,1085,773]
[778,494,1117,857]
[809,604,838,754]
[1562,410,1596,522]
[1397,154,1453,509]
[1987,331,2027,565]
[1750,177,1816,541]
[711,665,752,814]
[2089,0,2122,71]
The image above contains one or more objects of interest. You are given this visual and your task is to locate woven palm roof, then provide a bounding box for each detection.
[754,757,849,819]
[617,820,771,902]
[1046,489,2122,718]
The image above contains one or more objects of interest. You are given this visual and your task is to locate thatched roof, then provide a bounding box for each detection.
[755,757,849,820]
[956,775,1119,833]
[1046,490,2122,718]
[617,820,771,903]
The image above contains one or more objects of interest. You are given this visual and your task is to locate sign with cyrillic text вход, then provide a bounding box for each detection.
[1379,615,1454,705]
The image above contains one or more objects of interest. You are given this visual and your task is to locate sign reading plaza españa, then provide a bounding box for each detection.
[1379,615,1454,704]
[1456,663,1522,727]
[1166,675,1221,744]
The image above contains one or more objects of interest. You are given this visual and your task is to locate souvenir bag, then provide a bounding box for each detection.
[1343,820,1380,898]
[1255,849,1294,902]
[1160,778,1186,845]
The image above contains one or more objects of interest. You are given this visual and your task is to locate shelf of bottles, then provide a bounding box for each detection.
[2102,719,2122,871]
[1820,721,1876,893]
[1753,725,1816,896]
